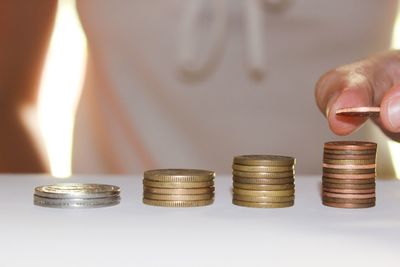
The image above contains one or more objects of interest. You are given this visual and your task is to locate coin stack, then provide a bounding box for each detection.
[322,141,377,209]
[232,155,296,208]
[143,169,215,207]
[34,183,121,208]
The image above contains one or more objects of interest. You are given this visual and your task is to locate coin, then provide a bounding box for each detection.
[323,159,376,165]
[233,177,294,185]
[323,153,376,160]
[34,183,120,199]
[33,195,121,208]
[143,192,214,201]
[323,187,375,194]
[143,186,215,195]
[232,170,294,178]
[335,106,380,117]
[323,163,376,169]
[322,197,375,204]
[323,149,376,155]
[233,155,295,166]
[232,182,295,190]
[324,141,377,151]
[144,169,215,182]
[322,177,376,184]
[322,182,375,189]
[323,172,376,179]
[323,168,375,174]
[323,192,376,199]
[143,198,213,207]
[232,199,294,208]
[232,164,293,173]
[233,188,294,197]
[233,194,294,203]
[143,180,214,188]
[323,201,375,209]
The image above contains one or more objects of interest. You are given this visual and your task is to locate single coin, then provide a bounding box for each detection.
[143,180,214,188]
[233,194,294,203]
[144,169,215,182]
[323,187,375,194]
[233,155,295,166]
[322,197,375,204]
[233,177,294,185]
[232,164,293,173]
[33,195,121,208]
[323,153,376,160]
[143,186,215,195]
[322,177,376,184]
[233,182,295,190]
[323,168,375,174]
[34,183,120,199]
[335,106,380,117]
[324,141,377,151]
[322,182,375,189]
[232,199,294,208]
[323,192,375,199]
[143,198,213,207]
[323,201,375,209]
[323,149,376,155]
[143,192,214,201]
[322,163,376,169]
[233,188,294,197]
[232,170,294,178]
[323,172,376,179]
[323,159,376,165]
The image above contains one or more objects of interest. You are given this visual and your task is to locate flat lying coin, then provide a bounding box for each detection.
[33,195,121,208]
[233,194,294,203]
[336,106,380,117]
[233,177,294,185]
[322,196,376,204]
[232,199,294,208]
[323,201,375,209]
[144,169,215,182]
[233,155,295,166]
[323,192,376,199]
[323,163,376,169]
[323,159,376,165]
[143,192,214,201]
[34,183,120,199]
[233,188,294,197]
[323,172,376,179]
[322,182,375,189]
[323,153,376,160]
[143,187,214,195]
[322,177,376,184]
[323,168,375,174]
[143,180,214,189]
[143,198,213,207]
[232,170,294,179]
[324,141,377,151]
[323,149,376,155]
[233,182,295,190]
[323,187,375,194]
[232,164,293,173]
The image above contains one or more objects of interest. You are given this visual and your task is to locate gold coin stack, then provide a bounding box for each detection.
[143,169,215,207]
[232,155,296,208]
[322,141,377,209]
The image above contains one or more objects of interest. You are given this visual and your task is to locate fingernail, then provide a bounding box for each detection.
[388,96,400,130]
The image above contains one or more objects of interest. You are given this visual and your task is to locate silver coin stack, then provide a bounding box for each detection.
[34,183,121,208]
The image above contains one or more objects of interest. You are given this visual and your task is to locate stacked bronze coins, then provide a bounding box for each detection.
[232,155,296,208]
[322,141,377,209]
[143,169,215,207]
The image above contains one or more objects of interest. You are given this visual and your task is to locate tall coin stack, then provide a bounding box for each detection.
[232,155,296,208]
[34,183,121,208]
[143,169,215,207]
[322,141,377,208]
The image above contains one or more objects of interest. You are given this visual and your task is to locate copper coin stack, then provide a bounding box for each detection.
[322,141,377,209]
[142,169,215,207]
[232,155,296,208]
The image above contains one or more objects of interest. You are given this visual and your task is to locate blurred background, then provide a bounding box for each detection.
[0,0,400,178]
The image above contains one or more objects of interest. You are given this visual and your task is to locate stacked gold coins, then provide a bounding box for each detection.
[232,155,296,208]
[322,141,377,209]
[143,169,215,207]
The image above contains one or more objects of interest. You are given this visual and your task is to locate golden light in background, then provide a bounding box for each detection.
[38,0,87,178]
[389,4,400,179]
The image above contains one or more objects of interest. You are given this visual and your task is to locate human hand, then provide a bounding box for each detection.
[315,51,400,140]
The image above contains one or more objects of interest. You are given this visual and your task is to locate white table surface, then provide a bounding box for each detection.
[1,174,399,267]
